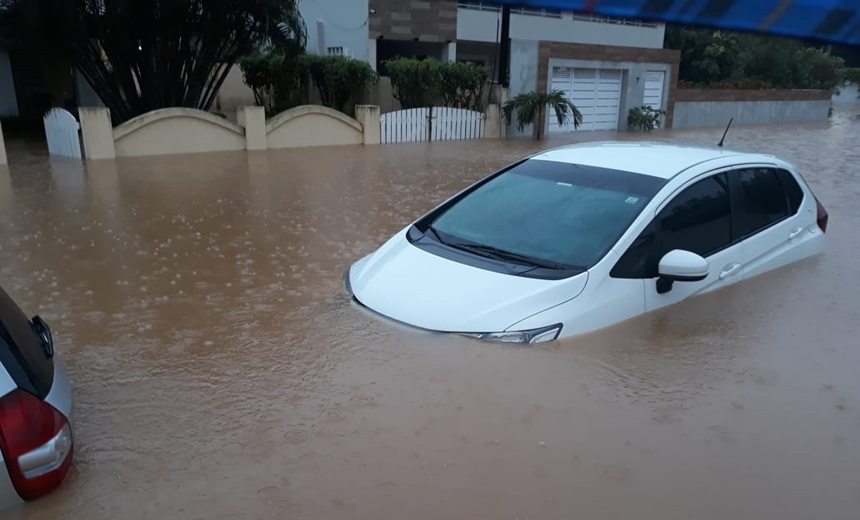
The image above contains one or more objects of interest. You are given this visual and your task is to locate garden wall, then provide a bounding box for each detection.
[672,88,832,129]
[78,105,382,160]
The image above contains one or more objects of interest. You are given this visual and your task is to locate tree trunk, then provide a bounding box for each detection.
[535,105,544,140]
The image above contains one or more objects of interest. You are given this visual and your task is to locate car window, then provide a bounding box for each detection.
[426,159,666,271]
[611,173,731,279]
[776,168,804,215]
[0,286,55,398]
[736,168,789,237]
[657,172,732,257]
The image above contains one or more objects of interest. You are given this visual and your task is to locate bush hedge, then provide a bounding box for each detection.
[239,53,378,116]
[384,58,489,111]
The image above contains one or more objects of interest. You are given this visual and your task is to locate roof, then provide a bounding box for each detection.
[530,141,778,180]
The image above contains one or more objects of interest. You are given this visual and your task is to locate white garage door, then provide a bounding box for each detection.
[643,71,665,110]
[548,67,623,133]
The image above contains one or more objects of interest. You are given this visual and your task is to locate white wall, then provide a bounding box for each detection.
[0,50,19,118]
[833,83,859,103]
[299,0,370,61]
[507,39,540,137]
[673,100,832,129]
[457,9,665,49]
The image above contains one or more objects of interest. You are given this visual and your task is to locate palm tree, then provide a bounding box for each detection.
[502,89,583,140]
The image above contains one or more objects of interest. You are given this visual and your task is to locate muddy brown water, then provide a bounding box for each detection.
[2,105,859,520]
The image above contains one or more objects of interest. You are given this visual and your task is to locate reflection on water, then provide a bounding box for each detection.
[1,104,859,520]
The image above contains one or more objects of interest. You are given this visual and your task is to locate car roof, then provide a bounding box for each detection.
[529,141,781,180]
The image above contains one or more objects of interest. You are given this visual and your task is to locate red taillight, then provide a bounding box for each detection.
[815,196,829,233]
[0,390,73,501]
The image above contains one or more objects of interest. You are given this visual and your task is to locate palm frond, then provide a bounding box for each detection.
[501,88,582,138]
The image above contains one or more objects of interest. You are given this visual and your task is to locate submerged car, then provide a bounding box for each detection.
[1,285,74,511]
[346,142,829,344]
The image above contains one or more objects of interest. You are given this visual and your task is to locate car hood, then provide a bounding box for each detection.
[348,230,589,332]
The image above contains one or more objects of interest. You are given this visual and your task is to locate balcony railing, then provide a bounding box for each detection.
[571,12,658,28]
[457,1,562,19]
[456,2,658,27]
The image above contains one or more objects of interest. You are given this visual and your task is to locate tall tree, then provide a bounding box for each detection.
[8,0,306,125]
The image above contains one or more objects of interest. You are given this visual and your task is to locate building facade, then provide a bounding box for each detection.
[362,0,679,135]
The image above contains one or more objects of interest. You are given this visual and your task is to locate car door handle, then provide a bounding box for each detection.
[719,263,742,279]
[788,227,804,240]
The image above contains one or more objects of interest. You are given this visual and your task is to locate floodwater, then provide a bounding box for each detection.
[2,104,859,520]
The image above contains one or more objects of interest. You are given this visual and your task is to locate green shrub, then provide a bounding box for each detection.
[841,67,860,85]
[239,51,304,115]
[628,106,666,132]
[384,57,490,111]
[385,57,442,109]
[789,47,844,90]
[438,61,488,111]
[299,55,378,115]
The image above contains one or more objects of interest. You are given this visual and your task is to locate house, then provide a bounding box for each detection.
[366,0,680,136]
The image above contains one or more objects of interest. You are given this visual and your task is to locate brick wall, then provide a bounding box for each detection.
[537,41,682,127]
[674,88,833,102]
[369,0,458,42]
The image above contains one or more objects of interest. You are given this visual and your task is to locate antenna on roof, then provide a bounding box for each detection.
[717,118,733,148]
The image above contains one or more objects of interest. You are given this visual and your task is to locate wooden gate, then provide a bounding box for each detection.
[380,107,485,144]
[43,108,82,159]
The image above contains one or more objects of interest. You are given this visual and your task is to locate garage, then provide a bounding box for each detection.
[548,67,623,133]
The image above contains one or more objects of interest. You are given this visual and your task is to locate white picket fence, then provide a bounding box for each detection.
[380,107,485,144]
[43,108,82,159]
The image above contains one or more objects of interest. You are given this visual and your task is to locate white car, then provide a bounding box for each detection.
[346,142,829,344]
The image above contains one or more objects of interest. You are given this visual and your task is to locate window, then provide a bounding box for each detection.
[736,168,789,237]
[422,159,665,272]
[658,173,732,257]
[0,286,55,398]
[611,173,731,279]
[776,168,805,215]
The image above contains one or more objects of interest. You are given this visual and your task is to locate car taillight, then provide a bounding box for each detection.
[0,389,73,501]
[815,196,829,233]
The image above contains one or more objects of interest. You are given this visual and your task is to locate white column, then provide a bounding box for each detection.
[442,42,458,63]
[367,38,378,71]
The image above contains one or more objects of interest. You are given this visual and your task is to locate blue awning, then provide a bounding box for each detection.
[489,0,860,46]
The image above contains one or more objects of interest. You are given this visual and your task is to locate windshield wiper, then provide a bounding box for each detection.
[423,225,447,245]
[448,242,569,270]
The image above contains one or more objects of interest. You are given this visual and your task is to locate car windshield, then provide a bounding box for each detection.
[427,158,666,270]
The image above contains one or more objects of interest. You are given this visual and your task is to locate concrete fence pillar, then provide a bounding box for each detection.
[0,119,7,165]
[237,106,267,151]
[355,105,381,145]
[484,104,502,139]
[79,107,116,160]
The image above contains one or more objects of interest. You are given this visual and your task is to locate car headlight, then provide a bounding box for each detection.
[458,323,562,345]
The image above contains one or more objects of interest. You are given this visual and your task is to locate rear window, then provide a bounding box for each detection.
[0,286,54,398]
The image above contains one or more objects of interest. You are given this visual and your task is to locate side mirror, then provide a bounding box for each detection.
[656,249,709,294]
